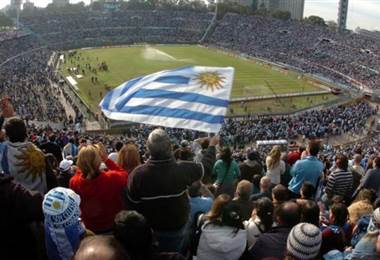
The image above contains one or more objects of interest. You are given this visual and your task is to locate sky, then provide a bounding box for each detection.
[0,0,379,31]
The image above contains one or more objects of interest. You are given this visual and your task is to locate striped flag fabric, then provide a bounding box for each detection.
[99,66,234,133]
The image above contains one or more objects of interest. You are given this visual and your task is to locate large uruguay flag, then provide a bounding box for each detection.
[100,66,234,133]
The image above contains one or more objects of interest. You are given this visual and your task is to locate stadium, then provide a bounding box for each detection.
[1,0,380,259]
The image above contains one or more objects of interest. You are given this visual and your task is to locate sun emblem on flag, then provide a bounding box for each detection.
[194,72,225,91]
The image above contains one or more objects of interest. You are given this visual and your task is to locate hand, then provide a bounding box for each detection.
[209,135,220,147]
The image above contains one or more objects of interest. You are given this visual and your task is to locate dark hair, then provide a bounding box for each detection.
[255,197,274,231]
[331,203,348,227]
[188,181,201,198]
[201,139,210,150]
[335,154,348,171]
[115,141,124,152]
[174,148,193,161]
[221,202,244,231]
[220,147,232,168]
[374,198,380,209]
[49,134,56,142]
[113,210,153,258]
[308,141,320,156]
[300,200,320,227]
[272,184,289,203]
[301,182,315,200]
[374,157,380,168]
[4,118,27,142]
[252,174,261,189]
[275,201,300,228]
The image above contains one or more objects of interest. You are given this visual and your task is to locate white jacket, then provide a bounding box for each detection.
[196,224,247,260]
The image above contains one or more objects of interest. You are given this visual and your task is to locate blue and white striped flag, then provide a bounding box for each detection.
[100,66,234,133]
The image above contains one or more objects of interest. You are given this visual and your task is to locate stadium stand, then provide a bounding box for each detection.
[1,6,380,260]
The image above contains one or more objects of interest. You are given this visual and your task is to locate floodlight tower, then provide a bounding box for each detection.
[337,0,349,32]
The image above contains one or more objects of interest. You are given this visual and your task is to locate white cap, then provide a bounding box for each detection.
[59,159,73,172]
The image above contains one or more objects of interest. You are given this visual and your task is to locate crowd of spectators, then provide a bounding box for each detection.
[2,10,380,259]
[20,10,214,50]
[208,13,380,90]
[221,101,376,147]
[3,99,380,259]
[0,45,68,122]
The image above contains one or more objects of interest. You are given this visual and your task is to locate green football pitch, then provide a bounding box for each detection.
[60,45,338,115]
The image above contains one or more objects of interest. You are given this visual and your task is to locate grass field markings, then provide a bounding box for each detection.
[60,45,336,115]
[142,46,178,62]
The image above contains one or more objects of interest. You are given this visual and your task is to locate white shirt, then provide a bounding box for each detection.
[265,158,285,184]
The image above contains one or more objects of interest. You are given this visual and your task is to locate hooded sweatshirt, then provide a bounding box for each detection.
[196,223,247,260]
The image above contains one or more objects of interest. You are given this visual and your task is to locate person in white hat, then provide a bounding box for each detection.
[57,159,74,188]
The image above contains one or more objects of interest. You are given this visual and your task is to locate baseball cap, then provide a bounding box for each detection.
[59,159,73,172]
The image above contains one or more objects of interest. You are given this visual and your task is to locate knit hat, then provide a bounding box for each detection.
[287,223,322,260]
[367,208,380,235]
[43,187,81,228]
[43,187,85,260]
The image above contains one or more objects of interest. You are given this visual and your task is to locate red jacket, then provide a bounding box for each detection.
[69,159,128,233]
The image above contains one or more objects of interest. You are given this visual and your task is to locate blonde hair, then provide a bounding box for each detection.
[117,144,141,173]
[348,200,373,225]
[77,145,102,179]
[267,145,282,170]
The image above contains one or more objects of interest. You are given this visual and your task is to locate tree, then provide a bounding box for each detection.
[303,15,326,27]
[272,10,291,20]
[326,20,338,31]
[0,13,13,27]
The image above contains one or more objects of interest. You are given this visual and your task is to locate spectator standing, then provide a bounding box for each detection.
[239,150,263,182]
[325,154,353,203]
[352,154,365,177]
[117,143,141,173]
[57,158,74,188]
[351,208,380,259]
[245,197,273,249]
[359,157,380,197]
[2,117,48,194]
[126,129,212,253]
[70,145,128,233]
[43,187,91,260]
[63,138,79,158]
[188,181,214,225]
[249,201,301,259]
[73,236,130,260]
[250,176,271,201]
[265,145,285,185]
[108,141,123,162]
[321,203,351,256]
[213,146,240,197]
[231,180,254,220]
[285,223,322,260]
[40,134,63,162]
[196,202,247,260]
[113,210,185,260]
[0,175,44,260]
[288,141,324,198]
